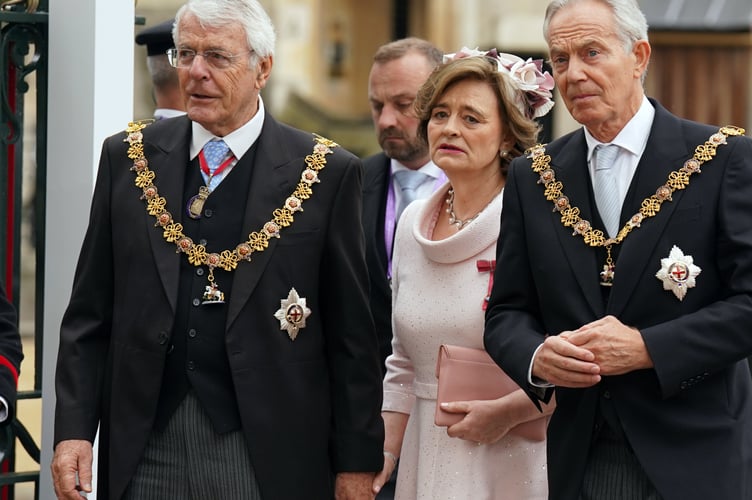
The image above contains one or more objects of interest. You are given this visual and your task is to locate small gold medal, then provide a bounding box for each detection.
[187,186,210,219]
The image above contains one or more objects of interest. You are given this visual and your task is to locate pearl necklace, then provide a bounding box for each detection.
[445,188,479,230]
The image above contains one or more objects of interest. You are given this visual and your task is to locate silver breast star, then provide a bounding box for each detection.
[274,288,312,340]
[655,245,701,301]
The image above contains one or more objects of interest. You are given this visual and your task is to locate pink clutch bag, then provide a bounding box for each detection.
[434,344,548,441]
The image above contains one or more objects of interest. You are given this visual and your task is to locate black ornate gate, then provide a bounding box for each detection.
[0,0,48,498]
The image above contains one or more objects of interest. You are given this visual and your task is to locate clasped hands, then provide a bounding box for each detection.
[533,315,653,388]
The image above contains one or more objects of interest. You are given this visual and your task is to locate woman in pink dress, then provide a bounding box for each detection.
[373,49,556,499]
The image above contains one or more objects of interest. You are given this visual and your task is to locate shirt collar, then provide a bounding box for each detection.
[584,95,655,162]
[390,158,444,180]
[190,96,266,160]
[154,108,187,120]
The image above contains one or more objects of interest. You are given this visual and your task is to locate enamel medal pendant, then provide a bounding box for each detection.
[599,244,616,287]
[599,263,615,286]
[202,281,225,304]
[201,264,225,304]
[187,186,210,219]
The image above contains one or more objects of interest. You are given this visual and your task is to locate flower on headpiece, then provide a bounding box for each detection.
[443,47,555,120]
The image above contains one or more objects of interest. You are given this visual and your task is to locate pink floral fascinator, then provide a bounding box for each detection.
[443,47,555,120]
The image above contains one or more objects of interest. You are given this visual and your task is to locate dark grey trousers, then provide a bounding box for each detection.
[579,428,663,500]
[123,391,262,500]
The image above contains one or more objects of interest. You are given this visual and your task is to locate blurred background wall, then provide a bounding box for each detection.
[134,0,752,159]
[134,0,572,157]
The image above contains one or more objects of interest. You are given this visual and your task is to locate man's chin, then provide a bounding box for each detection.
[382,143,416,160]
[570,109,602,129]
[381,145,402,158]
[379,136,403,147]
[186,108,214,126]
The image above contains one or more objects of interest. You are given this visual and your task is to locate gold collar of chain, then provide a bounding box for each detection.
[123,120,338,297]
[527,125,744,285]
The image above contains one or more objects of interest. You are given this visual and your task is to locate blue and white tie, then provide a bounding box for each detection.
[202,139,231,190]
[593,144,621,238]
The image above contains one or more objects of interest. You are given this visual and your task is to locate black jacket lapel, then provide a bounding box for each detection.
[549,132,606,318]
[144,117,192,314]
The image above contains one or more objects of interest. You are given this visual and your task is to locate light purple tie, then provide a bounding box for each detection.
[593,144,621,238]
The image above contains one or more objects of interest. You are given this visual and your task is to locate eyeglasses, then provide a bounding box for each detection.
[166,48,254,70]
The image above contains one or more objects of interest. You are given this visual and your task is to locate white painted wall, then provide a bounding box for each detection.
[42,0,134,498]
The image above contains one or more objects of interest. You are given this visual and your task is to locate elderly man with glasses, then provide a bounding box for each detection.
[50,1,384,499]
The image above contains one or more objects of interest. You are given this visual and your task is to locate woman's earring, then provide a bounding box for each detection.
[499,149,509,159]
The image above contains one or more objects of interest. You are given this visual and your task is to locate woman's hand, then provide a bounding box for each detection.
[372,451,398,495]
[442,388,554,445]
[442,398,514,444]
[372,411,409,495]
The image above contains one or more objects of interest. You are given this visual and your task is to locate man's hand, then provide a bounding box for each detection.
[336,471,376,499]
[51,439,93,499]
[565,315,653,375]
[533,332,601,388]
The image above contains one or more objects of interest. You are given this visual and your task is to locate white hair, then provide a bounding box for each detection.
[174,0,276,64]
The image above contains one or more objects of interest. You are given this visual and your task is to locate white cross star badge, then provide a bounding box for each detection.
[655,245,701,301]
[274,288,311,340]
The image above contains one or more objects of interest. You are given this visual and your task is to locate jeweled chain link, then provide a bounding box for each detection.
[527,125,745,248]
[124,120,337,273]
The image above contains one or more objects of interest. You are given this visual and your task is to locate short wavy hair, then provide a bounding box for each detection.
[414,56,541,174]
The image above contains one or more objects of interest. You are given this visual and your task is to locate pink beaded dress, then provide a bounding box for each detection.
[383,184,548,500]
